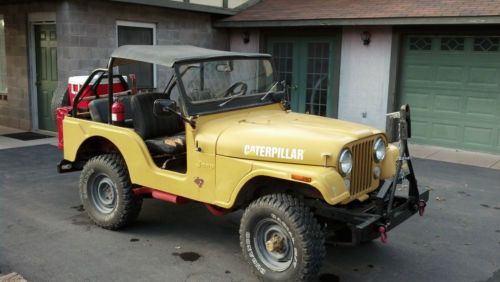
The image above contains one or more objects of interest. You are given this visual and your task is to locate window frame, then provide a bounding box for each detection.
[116,20,157,89]
[173,57,282,117]
[0,15,7,94]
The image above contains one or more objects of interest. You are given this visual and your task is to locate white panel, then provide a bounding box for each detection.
[190,0,223,7]
[28,12,56,23]
[338,27,393,131]
[228,0,249,8]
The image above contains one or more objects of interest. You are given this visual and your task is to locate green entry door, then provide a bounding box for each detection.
[35,24,58,131]
[400,35,500,153]
[267,37,336,117]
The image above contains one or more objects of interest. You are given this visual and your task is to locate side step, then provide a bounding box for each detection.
[132,187,231,216]
[133,187,190,204]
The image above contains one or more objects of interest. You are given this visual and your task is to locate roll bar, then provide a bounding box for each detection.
[70,57,130,124]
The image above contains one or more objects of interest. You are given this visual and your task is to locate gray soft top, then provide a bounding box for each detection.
[111,45,271,67]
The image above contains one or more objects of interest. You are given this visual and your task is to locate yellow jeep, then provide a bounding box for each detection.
[57,45,428,282]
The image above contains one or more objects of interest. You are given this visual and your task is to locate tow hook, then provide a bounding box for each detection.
[417,199,427,216]
[378,225,388,243]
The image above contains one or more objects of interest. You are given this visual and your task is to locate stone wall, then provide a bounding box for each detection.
[0,2,57,130]
[56,0,228,89]
[0,0,229,130]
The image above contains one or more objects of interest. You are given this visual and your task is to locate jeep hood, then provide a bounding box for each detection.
[214,109,382,167]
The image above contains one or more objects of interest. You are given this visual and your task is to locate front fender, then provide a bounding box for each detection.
[218,160,350,208]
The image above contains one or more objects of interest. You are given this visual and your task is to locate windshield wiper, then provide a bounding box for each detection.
[260,81,280,101]
[218,93,245,107]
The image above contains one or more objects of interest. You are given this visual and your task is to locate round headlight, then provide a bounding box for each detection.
[339,149,352,176]
[373,137,386,162]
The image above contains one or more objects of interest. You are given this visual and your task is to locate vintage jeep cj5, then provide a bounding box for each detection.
[56,45,429,281]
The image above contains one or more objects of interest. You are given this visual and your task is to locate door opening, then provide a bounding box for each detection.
[34,24,58,131]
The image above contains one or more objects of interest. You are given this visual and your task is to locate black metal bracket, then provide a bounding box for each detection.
[90,73,129,98]
[386,104,421,215]
[57,159,83,173]
[71,68,107,115]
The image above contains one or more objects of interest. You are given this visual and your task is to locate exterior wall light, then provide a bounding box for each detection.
[361,31,371,45]
[242,31,250,44]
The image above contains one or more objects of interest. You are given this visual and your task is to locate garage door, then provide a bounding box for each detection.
[400,35,500,153]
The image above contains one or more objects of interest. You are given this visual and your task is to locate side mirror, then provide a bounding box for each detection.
[153,99,177,117]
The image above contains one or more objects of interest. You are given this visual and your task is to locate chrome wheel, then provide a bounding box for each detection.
[253,218,293,272]
[89,173,117,214]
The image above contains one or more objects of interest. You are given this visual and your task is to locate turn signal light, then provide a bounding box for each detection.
[291,174,312,183]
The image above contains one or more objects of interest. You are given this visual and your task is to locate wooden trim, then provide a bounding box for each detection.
[216,16,500,28]
[110,0,237,15]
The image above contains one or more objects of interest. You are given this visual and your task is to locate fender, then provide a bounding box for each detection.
[62,117,195,199]
[63,117,156,175]
[216,160,351,208]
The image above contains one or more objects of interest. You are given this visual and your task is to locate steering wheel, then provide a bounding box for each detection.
[224,81,248,97]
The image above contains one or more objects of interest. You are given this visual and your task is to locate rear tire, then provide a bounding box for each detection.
[239,193,325,282]
[79,154,142,230]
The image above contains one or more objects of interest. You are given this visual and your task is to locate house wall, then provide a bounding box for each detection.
[0,2,57,130]
[337,26,393,130]
[0,0,228,130]
[56,0,228,93]
[229,29,260,52]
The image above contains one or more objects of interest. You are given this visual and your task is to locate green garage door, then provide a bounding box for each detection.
[400,35,500,153]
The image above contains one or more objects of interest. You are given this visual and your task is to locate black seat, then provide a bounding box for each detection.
[88,96,133,126]
[131,93,185,155]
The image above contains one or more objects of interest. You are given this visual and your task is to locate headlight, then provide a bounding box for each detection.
[338,149,352,176]
[373,137,386,162]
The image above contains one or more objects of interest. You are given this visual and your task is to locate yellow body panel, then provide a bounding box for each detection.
[63,102,398,208]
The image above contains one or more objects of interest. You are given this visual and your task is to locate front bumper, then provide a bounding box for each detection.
[309,104,428,245]
[310,179,429,245]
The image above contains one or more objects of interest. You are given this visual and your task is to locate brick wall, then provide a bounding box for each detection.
[0,0,229,130]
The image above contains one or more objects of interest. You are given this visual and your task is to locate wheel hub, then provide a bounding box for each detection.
[89,173,117,214]
[253,218,293,272]
[265,233,285,253]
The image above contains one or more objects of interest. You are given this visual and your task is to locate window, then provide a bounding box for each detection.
[0,15,7,93]
[440,37,465,51]
[473,37,500,52]
[116,21,156,89]
[408,37,432,51]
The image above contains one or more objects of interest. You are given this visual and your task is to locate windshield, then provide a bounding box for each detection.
[177,59,275,108]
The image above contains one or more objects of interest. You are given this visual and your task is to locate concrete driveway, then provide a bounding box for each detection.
[1,144,499,282]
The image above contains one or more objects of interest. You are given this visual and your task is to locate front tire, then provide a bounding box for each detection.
[239,194,325,282]
[79,154,142,230]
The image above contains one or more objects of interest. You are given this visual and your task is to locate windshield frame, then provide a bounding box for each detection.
[173,56,281,116]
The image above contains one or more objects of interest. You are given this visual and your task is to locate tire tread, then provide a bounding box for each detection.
[240,193,325,281]
[79,154,142,230]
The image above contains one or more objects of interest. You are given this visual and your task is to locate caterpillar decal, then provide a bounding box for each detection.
[243,145,305,161]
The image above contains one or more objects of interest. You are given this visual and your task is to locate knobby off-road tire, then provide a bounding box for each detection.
[79,154,142,230]
[240,193,326,282]
[50,84,70,121]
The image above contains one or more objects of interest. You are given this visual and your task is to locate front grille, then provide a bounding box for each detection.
[350,138,375,196]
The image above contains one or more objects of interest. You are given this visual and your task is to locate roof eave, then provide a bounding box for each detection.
[110,0,237,15]
[215,16,500,28]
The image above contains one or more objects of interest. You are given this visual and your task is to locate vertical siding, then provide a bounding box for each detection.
[337,26,393,131]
